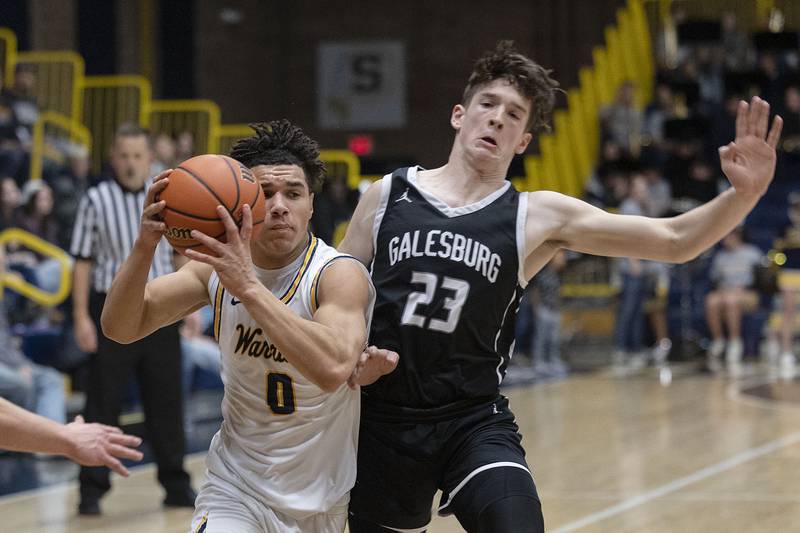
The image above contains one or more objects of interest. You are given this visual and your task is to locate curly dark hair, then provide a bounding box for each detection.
[229,119,326,193]
[462,41,560,134]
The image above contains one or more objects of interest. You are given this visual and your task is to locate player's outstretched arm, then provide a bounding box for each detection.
[338,178,383,265]
[526,96,782,278]
[101,171,211,343]
[0,398,143,476]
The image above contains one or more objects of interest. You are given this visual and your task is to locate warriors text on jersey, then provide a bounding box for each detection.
[204,235,374,518]
[366,166,528,413]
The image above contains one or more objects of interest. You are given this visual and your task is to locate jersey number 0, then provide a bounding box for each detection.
[401,271,470,333]
[265,372,296,415]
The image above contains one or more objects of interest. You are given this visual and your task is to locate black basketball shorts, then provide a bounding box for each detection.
[349,396,540,531]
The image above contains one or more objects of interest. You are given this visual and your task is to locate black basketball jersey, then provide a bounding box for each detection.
[365,166,527,415]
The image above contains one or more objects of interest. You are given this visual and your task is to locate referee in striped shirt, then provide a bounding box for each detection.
[69,124,194,515]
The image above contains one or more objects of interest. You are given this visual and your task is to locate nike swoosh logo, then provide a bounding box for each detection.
[231,298,242,306]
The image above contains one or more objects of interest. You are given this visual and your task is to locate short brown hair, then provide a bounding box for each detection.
[462,41,559,134]
[114,122,151,144]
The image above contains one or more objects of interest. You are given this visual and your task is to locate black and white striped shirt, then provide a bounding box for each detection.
[69,178,174,293]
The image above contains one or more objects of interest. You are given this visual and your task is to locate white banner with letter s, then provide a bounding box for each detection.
[317,41,406,129]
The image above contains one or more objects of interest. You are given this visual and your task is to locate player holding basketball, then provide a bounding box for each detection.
[341,41,783,532]
[101,120,380,532]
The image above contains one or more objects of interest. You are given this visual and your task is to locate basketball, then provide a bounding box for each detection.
[158,154,266,255]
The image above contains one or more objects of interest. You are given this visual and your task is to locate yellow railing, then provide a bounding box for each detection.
[0,229,72,307]
[29,111,92,181]
[16,50,85,122]
[150,99,221,155]
[0,27,17,87]
[561,283,619,298]
[81,75,152,174]
[217,124,254,156]
[320,149,363,190]
[519,0,653,195]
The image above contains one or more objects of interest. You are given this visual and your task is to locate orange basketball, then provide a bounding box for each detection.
[158,154,266,256]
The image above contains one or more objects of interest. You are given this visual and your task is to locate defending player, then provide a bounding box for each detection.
[341,41,782,532]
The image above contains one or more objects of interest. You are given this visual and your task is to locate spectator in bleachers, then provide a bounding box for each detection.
[642,82,680,167]
[643,166,672,218]
[695,46,724,106]
[5,64,39,185]
[9,64,38,139]
[613,176,651,370]
[15,180,62,296]
[151,132,178,175]
[17,180,57,245]
[643,260,672,365]
[709,90,744,167]
[686,158,722,205]
[773,194,800,377]
[778,83,800,182]
[179,308,218,393]
[0,246,65,424]
[668,153,720,212]
[0,176,20,229]
[720,11,755,72]
[0,70,28,185]
[756,52,785,107]
[0,333,66,426]
[638,168,673,364]
[530,250,568,378]
[311,175,358,245]
[654,3,689,70]
[49,143,93,250]
[600,80,643,158]
[175,131,194,162]
[584,141,633,209]
[705,227,764,373]
[179,307,220,433]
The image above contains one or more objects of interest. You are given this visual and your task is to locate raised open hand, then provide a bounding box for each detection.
[719,96,783,199]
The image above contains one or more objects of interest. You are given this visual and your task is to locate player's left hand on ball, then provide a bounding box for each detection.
[138,170,173,248]
[348,346,399,389]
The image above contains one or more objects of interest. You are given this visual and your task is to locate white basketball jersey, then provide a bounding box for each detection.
[204,235,374,519]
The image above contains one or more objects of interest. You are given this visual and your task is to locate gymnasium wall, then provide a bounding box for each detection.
[25,0,626,164]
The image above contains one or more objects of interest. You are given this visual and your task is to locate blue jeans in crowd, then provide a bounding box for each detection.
[0,362,66,423]
[534,306,562,363]
[614,273,646,353]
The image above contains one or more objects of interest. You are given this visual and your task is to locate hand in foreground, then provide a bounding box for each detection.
[183,204,259,299]
[720,95,783,199]
[64,415,143,476]
[138,169,172,249]
[348,346,399,390]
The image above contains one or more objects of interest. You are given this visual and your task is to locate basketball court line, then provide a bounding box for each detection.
[727,375,800,413]
[545,490,800,503]
[549,430,800,533]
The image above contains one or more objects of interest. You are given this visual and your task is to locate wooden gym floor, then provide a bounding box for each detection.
[3,366,800,532]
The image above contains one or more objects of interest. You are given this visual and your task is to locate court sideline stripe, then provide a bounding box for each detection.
[550,430,800,533]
